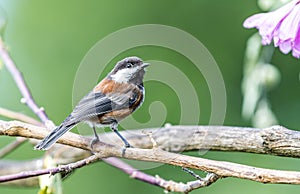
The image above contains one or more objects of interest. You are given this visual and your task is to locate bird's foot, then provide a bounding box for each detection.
[121,142,134,157]
[90,135,100,151]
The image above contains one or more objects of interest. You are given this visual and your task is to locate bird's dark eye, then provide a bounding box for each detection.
[126,63,133,68]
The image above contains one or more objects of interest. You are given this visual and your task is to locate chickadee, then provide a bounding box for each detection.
[35,56,149,150]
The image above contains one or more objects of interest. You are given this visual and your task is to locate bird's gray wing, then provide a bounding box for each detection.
[62,89,136,126]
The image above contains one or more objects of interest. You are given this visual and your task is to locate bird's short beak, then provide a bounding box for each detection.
[142,63,150,68]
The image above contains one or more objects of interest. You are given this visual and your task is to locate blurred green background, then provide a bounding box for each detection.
[0,0,299,193]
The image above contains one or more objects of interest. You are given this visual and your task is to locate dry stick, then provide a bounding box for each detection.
[2,120,300,159]
[0,38,171,190]
[1,121,300,185]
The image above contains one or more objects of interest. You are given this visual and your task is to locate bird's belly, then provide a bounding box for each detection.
[89,108,133,125]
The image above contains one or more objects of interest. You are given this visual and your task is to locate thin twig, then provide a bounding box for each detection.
[103,157,162,186]
[0,137,27,158]
[0,107,42,126]
[0,155,100,183]
[182,173,220,193]
[0,38,49,124]
[104,157,219,193]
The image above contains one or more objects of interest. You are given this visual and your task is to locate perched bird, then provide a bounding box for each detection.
[35,56,149,150]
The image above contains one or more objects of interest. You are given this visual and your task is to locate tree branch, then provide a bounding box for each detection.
[1,120,300,186]
[101,146,300,184]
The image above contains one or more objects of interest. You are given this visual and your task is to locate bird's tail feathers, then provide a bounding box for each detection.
[34,122,76,150]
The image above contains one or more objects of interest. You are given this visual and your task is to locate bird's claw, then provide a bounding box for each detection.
[90,136,100,150]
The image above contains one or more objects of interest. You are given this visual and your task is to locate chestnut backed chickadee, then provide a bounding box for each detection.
[35,56,149,150]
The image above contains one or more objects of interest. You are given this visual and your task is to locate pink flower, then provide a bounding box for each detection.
[243,0,300,58]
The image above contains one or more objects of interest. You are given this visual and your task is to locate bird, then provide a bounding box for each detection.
[35,56,149,150]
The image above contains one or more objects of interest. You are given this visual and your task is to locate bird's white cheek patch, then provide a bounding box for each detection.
[111,67,139,83]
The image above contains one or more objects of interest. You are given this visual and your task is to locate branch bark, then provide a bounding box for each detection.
[1,120,300,185]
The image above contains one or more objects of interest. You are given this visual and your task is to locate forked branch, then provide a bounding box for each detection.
[1,120,300,187]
